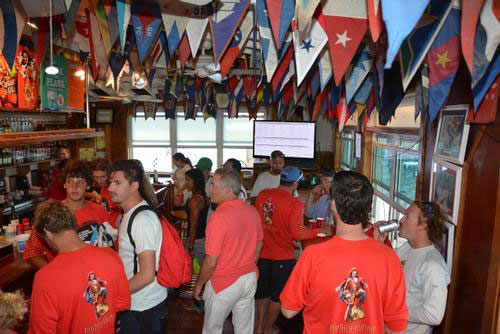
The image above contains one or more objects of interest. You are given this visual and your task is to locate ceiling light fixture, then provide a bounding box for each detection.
[27,20,38,30]
[45,0,59,75]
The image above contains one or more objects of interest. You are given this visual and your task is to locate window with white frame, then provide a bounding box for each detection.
[130,108,265,173]
[371,132,420,248]
[340,129,357,171]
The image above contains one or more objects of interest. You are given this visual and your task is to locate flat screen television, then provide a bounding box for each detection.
[253,121,316,159]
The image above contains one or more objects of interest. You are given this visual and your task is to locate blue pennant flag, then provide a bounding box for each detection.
[346,44,374,104]
[210,0,250,62]
[131,2,162,65]
[379,64,405,125]
[0,0,26,69]
[353,75,374,105]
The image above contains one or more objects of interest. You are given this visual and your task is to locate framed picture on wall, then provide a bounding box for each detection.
[434,222,455,273]
[430,158,462,224]
[96,109,114,123]
[434,104,470,165]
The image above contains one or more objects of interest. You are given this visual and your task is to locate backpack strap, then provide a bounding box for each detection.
[127,204,161,275]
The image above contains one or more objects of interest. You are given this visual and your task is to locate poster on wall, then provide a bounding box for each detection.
[66,60,85,110]
[434,105,470,165]
[0,53,17,108]
[15,46,37,109]
[430,158,462,224]
[41,54,68,110]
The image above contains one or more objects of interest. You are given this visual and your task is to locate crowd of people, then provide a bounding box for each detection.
[0,147,450,334]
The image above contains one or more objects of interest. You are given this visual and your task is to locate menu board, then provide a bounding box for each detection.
[41,55,68,110]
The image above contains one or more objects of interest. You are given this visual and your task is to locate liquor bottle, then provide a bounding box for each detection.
[10,204,19,225]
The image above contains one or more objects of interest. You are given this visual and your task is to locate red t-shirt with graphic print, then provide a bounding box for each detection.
[256,188,321,260]
[29,246,130,334]
[280,236,408,334]
[24,201,113,262]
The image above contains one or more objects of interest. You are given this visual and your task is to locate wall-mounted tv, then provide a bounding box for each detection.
[253,121,316,159]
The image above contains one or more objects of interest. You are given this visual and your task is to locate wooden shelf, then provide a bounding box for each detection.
[0,129,103,147]
[0,159,53,171]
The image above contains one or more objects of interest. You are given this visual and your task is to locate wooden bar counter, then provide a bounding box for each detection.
[0,248,35,294]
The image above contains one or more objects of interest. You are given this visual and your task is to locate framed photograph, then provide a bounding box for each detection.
[434,104,470,165]
[96,109,114,123]
[430,158,462,224]
[434,222,455,273]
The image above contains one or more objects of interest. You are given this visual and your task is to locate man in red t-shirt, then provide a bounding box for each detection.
[255,166,331,334]
[193,168,263,334]
[88,158,121,228]
[28,200,130,334]
[280,171,408,334]
[24,160,115,269]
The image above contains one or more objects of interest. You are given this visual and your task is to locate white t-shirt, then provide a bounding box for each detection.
[397,242,450,334]
[119,200,168,311]
[250,171,280,198]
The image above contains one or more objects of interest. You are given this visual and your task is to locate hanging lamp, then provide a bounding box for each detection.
[45,0,59,75]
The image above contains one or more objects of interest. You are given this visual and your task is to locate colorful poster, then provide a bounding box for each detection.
[0,52,17,107]
[66,60,85,110]
[14,46,37,109]
[41,55,67,110]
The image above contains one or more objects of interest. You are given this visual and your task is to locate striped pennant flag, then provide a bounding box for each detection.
[94,0,112,56]
[62,0,82,40]
[220,10,253,79]
[0,0,26,69]
[131,1,162,65]
[116,0,131,53]
[267,0,295,50]
[160,0,189,58]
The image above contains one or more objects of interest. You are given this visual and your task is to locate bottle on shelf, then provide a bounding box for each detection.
[10,203,19,225]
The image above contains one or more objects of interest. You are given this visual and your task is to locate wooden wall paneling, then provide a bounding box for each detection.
[110,105,130,161]
[360,131,373,180]
[334,126,341,171]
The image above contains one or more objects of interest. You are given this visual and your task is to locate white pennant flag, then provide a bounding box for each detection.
[186,17,209,57]
[318,47,332,92]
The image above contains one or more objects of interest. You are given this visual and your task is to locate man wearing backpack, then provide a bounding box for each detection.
[109,160,167,334]
[193,168,263,334]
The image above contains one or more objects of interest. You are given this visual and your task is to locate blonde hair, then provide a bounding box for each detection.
[0,290,27,330]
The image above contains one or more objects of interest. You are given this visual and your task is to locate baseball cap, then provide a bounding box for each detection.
[271,150,285,159]
[195,157,213,171]
[280,166,303,183]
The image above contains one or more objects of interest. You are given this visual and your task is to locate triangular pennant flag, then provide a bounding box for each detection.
[279,59,295,93]
[472,51,500,112]
[312,88,327,121]
[105,1,119,47]
[109,42,127,86]
[131,2,162,65]
[144,101,158,120]
[318,47,332,92]
[62,0,82,40]
[427,8,461,123]
[117,0,131,52]
[160,0,189,57]
[271,45,293,91]
[415,62,429,120]
[382,0,430,69]
[184,76,197,120]
[461,0,485,74]
[367,0,383,42]
[267,0,295,50]
[399,0,453,91]
[337,90,348,132]
[0,0,27,69]
[186,17,208,57]
[94,0,112,56]
[292,17,328,86]
[220,10,253,79]
[210,0,250,62]
[467,76,499,124]
[321,0,368,85]
[379,63,405,125]
[346,44,373,104]
[229,78,244,118]
[86,7,109,80]
[256,0,279,82]
[150,30,168,68]
[295,0,321,38]
[178,33,191,67]
[163,78,177,120]
[353,75,374,106]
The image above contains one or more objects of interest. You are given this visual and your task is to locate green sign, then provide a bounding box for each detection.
[41,55,68,109]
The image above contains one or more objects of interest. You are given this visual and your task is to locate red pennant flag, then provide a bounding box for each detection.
[271,45,293,91]
[321,0,368,85]
[178,33,191,67]
[228,75,239,93]
[467,75,499,124]
[312,89,327,121]
[367,0,383,42]
[242,76,256,99]
[282,81,294,106]
[461,0,485,74]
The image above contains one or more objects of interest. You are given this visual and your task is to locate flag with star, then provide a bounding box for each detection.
[427,8,460,123]
[471,0,500,111]
[346,44,373,105]
[399,0,453,91]
[266,0,295,50]
[131,2,162,65]
[220,10,253,79]
[210,0,250,62]
[292,16,328,86]
[318,47,332,92]
[382,0,430,69]
[320,0,368,86]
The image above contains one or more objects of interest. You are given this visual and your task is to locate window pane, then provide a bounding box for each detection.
[373,146,392,197]
[223,148,255,168]
[341,138,353,168]
[223,117,254,145]
[395,151,419,208]
[176,148,217,171]
[132,147,172,172]
[131,116,170,144]
[376,135,393,145]
[372,195,391,222]
[399,138,419,150]
[176,114,216,146]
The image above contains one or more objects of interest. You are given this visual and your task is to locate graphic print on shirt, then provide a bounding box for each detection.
[77,221,115,248]
[335,268,368,322]
[84,272,109,318]
[261,199,274,226]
